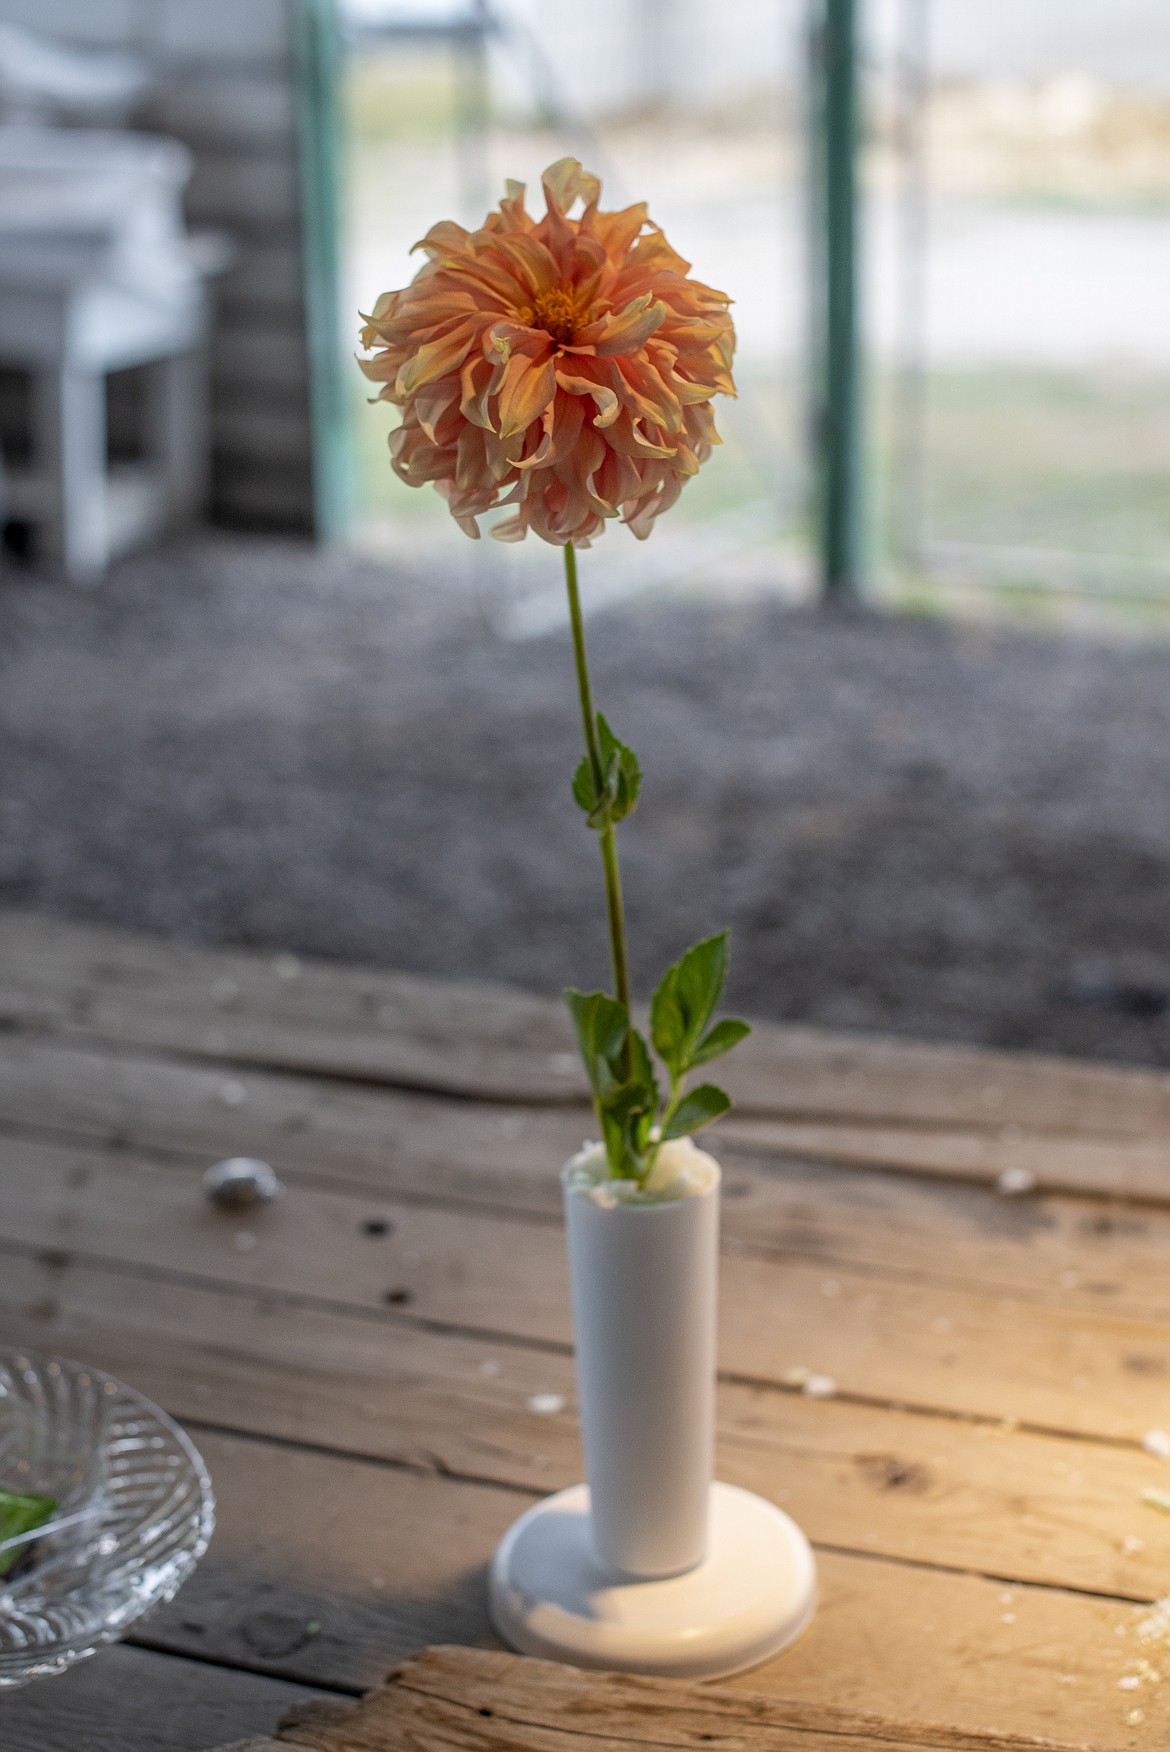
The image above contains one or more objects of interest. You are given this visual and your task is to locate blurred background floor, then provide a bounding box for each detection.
[5,532,1170,1067]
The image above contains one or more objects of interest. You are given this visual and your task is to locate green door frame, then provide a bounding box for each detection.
[294,0,350,542]
[808,0,863,597]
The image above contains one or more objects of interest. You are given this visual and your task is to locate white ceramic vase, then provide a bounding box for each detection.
[489,1142,817,1679]
[563,1152,718,1577]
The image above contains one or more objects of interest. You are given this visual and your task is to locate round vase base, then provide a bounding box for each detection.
[489,1481,816,1681]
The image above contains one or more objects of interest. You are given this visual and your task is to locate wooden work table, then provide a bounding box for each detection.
[2,912,1170,1750]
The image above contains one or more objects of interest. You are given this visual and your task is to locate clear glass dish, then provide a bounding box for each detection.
[0,1350,215,1688]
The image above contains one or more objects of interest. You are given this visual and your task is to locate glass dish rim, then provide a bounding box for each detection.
[0,1347,216,1687]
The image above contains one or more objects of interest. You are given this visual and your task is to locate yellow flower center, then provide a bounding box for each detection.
[531,286,582,346]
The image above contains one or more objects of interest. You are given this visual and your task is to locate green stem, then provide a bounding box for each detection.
[563,541,632,1015]
[647,1069,683,1173]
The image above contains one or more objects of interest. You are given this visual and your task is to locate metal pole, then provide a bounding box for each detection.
[293,0,349,543]
[454,0,491,225]
[892,0,929,574]
[810,0,863,597]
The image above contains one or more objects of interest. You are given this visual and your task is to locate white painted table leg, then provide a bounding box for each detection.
[32,365,109,584]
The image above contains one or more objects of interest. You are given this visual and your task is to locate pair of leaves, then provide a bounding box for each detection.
[564,988,657,1179]
[649,931,751,1140]
[572,715,641,831]
[565,931,752,1175]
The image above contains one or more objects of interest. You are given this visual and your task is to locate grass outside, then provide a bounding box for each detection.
[869,366,1170,628]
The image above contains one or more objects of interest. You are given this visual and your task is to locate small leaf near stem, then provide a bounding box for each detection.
[574,718,641,830]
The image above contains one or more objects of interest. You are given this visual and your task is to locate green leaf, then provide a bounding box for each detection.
[674,932,729,1047]
[662,1083,731,1139]
[0,1489,56,1580]
[572,757,597,816]
[564,988,628,1100]
[626,1025,659,1111]
[688,1016,751,1068]
[650,961,685,1072]
[651,932,731,1075]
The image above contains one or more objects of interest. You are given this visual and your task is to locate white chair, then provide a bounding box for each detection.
[0,126,227,583]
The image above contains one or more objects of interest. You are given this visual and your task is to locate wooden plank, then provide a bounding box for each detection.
[6,1130,1170,1442]
[146,74,298,150]
[155,1428,518,1679]
[188,152,301,229]
[719,1113,1170,1202]
[386,1646,1082,1752]
[129,1421,1170,1745]
[5,914,1170,1148]
[213,330,310,398]
[0,1248,578,1496]
[0,0,140,45]
[13,1023,1162,1212]
[0,1642,324,1752]
[217,293,305,338]
[0,1037,582,1213]
[213,470,315,534]
[0,912,586,1102]
[157,0,291,60]
[233,1644,1123,1752]
[4,1248,1170,1604]
[215,407,322,467]
[736,1553,1164,1748]
[217,243,306,318]
[6,1038,1170,1313]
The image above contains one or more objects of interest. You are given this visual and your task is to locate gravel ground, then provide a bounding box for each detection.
[4,533,1170,1068]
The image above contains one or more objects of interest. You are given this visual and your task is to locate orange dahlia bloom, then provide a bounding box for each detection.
[358,158,736,547]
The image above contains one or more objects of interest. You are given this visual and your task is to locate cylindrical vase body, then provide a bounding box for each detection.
[562,1154,719,1580]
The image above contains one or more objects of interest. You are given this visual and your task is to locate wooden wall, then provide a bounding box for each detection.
[1,0,321,534]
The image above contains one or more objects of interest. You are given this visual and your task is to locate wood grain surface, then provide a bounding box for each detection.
[210,1646,1113,1752]
[2,914,1169,1752]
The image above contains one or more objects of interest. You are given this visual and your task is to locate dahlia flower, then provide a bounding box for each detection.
[358,157,736,546]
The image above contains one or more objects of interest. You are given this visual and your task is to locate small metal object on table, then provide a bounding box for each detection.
[0,910,1168,1750]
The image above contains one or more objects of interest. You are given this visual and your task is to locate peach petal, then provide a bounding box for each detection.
[497,352,556,440]
[491,512,529,542]
[589,296,668,358]
[397,323,479,395]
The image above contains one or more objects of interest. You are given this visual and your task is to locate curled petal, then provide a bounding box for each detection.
[411,219,471,260]
[555,370,620,430]
[491,512,529,543]
[542,157,601,218]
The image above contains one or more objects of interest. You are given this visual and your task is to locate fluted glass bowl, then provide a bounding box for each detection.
[0,1351,214,1687]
